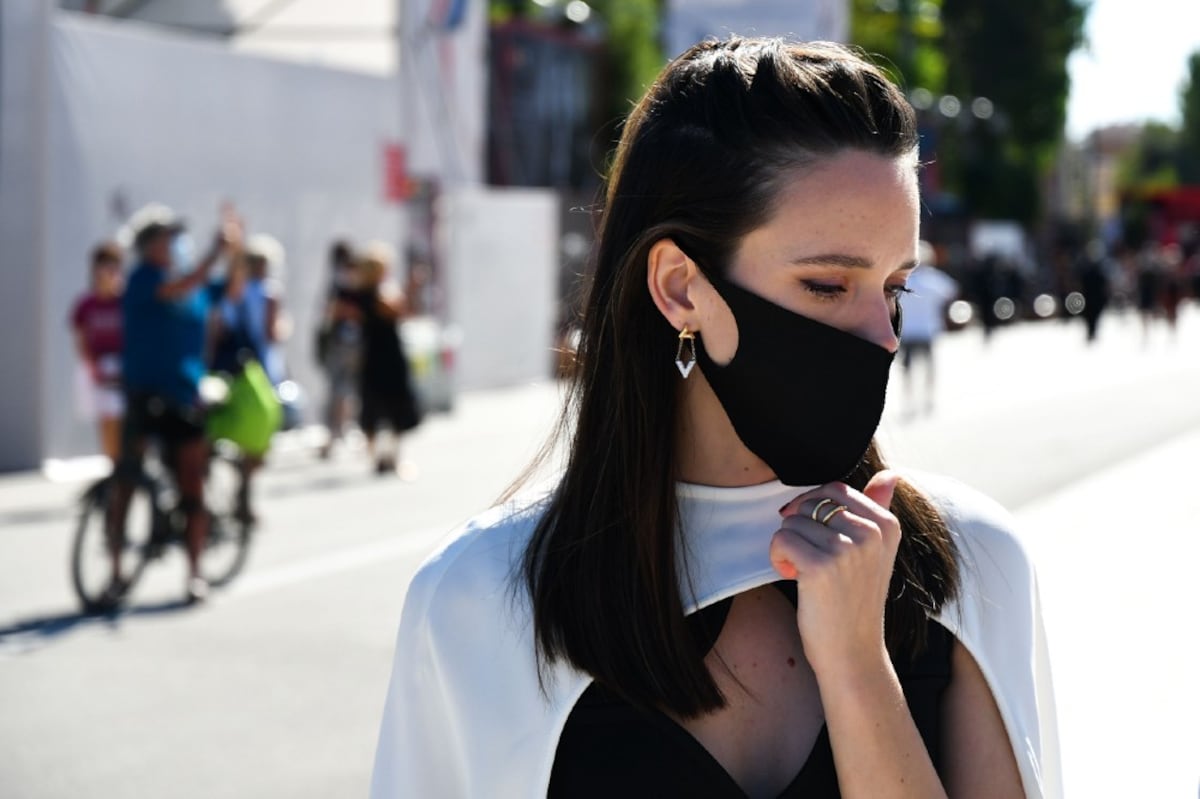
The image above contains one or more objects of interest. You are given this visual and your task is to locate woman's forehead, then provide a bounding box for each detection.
[741,152,919,264]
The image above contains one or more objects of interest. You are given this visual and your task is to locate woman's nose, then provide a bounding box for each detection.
[855,301,901,353]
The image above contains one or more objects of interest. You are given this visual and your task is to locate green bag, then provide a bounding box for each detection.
[206,360,283,456]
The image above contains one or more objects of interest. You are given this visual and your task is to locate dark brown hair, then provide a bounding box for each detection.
[520,37,959,718]
[90,241,122,268]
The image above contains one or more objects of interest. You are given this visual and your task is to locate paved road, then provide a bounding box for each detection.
[1,307,1198,798]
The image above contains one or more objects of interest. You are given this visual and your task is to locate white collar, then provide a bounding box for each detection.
[676,479,817,612]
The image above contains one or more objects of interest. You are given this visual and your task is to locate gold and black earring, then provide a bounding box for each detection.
[675,326,697,378]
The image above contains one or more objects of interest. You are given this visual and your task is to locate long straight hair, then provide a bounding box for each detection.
[520,38,959,718]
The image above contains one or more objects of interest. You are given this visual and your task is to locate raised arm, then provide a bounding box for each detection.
[156,215,243,301]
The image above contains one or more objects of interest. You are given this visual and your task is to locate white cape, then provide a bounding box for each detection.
[371,473,1061,798]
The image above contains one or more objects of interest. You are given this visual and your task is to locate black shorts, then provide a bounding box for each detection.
[117,392,207,475]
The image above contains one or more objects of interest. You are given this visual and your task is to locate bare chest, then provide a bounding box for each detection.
[668,585,826,798]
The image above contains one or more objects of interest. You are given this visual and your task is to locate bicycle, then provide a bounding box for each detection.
[71,437,253,614]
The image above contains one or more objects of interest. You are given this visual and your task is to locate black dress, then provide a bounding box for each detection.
[549,582,952,798]
[353,290,420,435]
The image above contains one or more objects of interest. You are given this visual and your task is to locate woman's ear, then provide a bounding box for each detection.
[647,239,702,332]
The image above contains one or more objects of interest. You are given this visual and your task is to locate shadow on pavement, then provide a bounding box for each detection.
[0,598,195,656]
[0,504,78,529]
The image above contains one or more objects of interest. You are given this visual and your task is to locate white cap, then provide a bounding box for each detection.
[246,233,286,278]
[119,203,185,251]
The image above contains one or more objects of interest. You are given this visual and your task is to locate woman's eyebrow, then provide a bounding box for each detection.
[790,253,919,271]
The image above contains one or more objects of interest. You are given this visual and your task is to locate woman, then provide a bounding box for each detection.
[70,241,125,462]
[353,244,420,475]
[317,240,363,459]
[372,38,1058,797]
[208,234,277,525]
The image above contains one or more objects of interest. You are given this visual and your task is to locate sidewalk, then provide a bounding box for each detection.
[1015,428,1200,799]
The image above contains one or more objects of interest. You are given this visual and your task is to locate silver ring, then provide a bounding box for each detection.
[820,505,848,525]
[811,498,836,522]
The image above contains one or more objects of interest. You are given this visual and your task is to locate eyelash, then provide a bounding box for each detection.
[802,281,913,301]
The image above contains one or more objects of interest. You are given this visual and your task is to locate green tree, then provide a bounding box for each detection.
[1179,50,1200,182]
[938,0,1087,223]
[850,0,947,93]
[590,0,664,121]
[1117,122,1181,192]
[488,0,664,129]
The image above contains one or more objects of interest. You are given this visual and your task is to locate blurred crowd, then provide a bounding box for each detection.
[68,205,424,526]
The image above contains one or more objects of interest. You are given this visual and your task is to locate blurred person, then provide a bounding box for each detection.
[1184,245,1200,304]
[70,241,125,461]
[1183,242,1200,302]
[104,205,241,609]
[316,241,362,459]
[244,234,304,429]
[403,251,437,316]
[1135,245,1162,343]
[244,234,290,387]
[970,253,1003,340]
[1159,243,1184,337]
[353,243,420,476]
[1077,240,1111,343]
[208,233,282,526]
[897,241,958,416]
[372,38,1056,798]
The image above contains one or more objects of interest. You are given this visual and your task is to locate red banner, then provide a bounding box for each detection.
[384,143,414,203]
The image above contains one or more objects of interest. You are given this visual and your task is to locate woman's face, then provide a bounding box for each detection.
[694,150,919,364]
[93,260,122,297]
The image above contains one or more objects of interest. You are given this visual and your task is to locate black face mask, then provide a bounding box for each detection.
[694,273,900,486]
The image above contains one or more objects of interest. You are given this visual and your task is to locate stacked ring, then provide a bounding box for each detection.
[811,498,848,526]
[820,505,848,525]
[811,499,836,521]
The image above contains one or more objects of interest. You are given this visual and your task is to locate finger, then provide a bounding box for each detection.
[786,480,899,531]
[770,527,831,580]
[779,513,848,554]
[779,484,845,519]
[781,483,856,522]
[863,469,900,512]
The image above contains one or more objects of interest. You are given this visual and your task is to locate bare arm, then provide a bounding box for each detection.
[155,243,220,301]
[375,285,409,321]
[774,471,1025,797]
[772,474,947,798]
[156,212,243,301]
[939,639,1024,797]
[813,654,945,798]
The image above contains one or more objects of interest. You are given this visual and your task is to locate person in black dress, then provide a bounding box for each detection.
[353,244,420,476]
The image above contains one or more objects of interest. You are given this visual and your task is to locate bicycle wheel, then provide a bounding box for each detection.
[71,474,160,613]
[199,451,252,587]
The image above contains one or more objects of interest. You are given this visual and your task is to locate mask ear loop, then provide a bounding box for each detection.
[675,326,697,378]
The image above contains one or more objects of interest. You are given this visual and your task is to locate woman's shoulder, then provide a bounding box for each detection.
[403,486,555,625]
[902,470,1034,575]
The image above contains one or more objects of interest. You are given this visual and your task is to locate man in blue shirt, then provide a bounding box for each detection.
[104,206,240,609]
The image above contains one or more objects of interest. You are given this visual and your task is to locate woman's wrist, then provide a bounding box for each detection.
[811,641,897,704]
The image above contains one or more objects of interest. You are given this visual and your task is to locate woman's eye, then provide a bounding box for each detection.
[887,284,913,299]
[802,281,845,299]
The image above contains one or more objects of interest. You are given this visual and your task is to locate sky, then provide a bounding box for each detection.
[1066,0,1200,139]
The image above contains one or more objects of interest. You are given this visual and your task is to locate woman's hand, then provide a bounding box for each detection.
[770,470,902,680]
